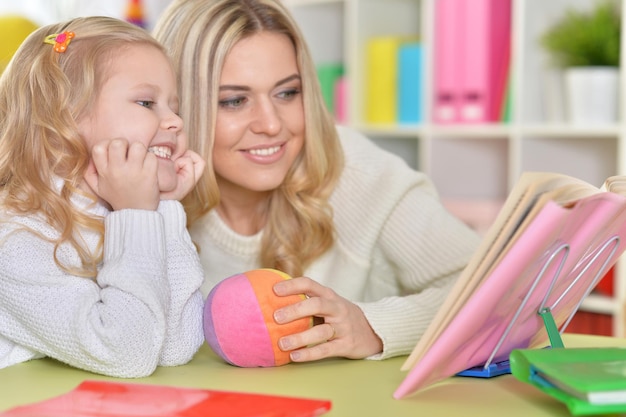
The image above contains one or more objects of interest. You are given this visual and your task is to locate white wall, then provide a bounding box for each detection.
[0,0,172,30]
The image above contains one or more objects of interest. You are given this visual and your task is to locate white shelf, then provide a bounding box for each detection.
[521,124,622,138]
[581,294,617,315]
[287,0,626,337]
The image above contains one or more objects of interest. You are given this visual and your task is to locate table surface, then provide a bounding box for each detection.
[0,333,623,416]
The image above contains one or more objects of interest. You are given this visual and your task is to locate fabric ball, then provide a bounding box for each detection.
[203,268,313,367]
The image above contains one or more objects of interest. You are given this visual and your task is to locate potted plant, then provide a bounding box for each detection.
[540,0,621,124]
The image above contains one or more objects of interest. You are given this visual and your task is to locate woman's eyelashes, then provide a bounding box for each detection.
[219,95,247,109]
[276,87,301,101]
[218,87,302,110]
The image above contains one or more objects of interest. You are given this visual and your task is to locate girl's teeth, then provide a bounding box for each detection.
[148,146,172,159]
[249,146,280,156]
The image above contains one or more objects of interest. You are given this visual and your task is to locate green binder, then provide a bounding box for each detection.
[509,347,626,415]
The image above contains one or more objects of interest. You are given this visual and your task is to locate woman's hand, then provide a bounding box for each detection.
[84,138,160,211]
[272,276,383,362]
[159,149,205,201]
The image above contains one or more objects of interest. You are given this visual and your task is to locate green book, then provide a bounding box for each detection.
[316,63,344,114]
[510,347,626,415]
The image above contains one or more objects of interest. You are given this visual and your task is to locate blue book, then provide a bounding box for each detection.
[398,42,423,124]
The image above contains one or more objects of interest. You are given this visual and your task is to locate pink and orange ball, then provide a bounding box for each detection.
[203,268,313,367]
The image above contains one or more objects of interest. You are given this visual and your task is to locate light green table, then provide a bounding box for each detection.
[0,333,623,416]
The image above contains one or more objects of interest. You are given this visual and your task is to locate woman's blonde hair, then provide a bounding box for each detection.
[154,0,344,277]
[0,16,166,278]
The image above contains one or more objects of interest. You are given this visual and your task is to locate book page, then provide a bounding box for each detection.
[605,176,626,195]
[402,172,600,371]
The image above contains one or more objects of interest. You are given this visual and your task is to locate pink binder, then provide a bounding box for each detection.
[394,192,626,399]
[459,0,489,122]
[459,0,511,123]
[433,0,463,124]
[488,0,512,121]
[334,76,349,124]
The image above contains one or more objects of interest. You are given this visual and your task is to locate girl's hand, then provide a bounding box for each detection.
[83,138,160,211]
[159,149,205,201]
[272,276,383,362]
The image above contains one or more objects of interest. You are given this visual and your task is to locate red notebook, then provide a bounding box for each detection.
[0,380,332,417]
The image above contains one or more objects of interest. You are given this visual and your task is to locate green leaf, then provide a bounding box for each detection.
[540,0,621,67]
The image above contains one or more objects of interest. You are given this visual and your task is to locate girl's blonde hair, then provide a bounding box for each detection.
[154,0,345,277]
[0,16,166,278]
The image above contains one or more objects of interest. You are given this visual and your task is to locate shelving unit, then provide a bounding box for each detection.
[284,0,626,336]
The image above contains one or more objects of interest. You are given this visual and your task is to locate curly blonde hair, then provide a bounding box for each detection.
[154,0,344,277]
[0,16,166,278]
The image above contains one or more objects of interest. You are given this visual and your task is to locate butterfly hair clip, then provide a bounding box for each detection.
[43,31,75,53]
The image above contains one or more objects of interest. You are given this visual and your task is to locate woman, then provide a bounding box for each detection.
[153,0,481,363]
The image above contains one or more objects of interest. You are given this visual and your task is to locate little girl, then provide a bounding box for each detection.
[0,16,206,377]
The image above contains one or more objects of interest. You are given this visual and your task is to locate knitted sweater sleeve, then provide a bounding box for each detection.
[357,184,481,359]
[332,126,482,359]
[0,208,187,377]
[156,200,204,366]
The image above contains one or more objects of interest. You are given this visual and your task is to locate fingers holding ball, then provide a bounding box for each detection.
[203,268,313,367]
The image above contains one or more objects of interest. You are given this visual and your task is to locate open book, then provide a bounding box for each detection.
[394,172,626,399]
